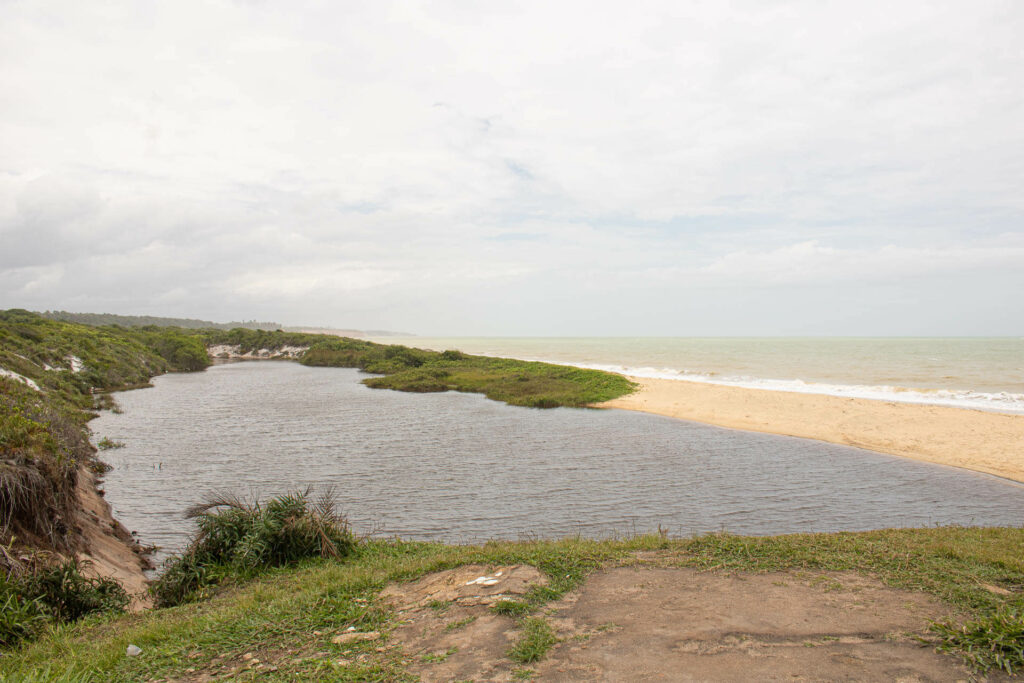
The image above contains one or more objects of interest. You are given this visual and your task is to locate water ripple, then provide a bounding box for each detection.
[91,362,1024,562]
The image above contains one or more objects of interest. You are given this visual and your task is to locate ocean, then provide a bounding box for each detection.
[369,337,1024,414]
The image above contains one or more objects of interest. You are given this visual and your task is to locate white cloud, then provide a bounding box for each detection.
[699,241,1024,286]
[0,0,1022,333]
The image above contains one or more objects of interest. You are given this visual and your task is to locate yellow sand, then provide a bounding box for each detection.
[598,377,1024,484]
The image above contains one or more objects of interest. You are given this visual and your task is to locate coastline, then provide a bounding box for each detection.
[598,376,1024,484]
[75,466,153,609]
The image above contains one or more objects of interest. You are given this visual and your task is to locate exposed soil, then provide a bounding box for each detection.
[75,466,153,608]
[385,559,995,682]
[382,563,548,682]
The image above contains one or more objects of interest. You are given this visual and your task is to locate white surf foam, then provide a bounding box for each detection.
[534,359,1024,415]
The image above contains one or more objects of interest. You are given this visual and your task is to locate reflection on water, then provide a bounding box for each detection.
[91,362,1024,561]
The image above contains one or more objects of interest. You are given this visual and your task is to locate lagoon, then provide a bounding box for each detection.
[91,362,1024,561]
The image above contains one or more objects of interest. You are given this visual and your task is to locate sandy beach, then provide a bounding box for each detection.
[599,377,1024,484]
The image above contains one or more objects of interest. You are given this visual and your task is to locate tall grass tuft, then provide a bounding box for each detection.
[931,606,1024,675]
[151,487,354,607]
[0,558,128,648]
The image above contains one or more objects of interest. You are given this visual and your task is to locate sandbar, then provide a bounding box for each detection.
[598,377,1024,484]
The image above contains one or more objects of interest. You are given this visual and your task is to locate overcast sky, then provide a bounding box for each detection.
[1,1,1022,335]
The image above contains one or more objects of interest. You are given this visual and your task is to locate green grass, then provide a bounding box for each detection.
[445,615,477,631]
[426,599,450,613]
[420,646,457,663]
[932,606,1024,675]
[1,528,1021,680]
[491,599,531,617]
[0,560,128,649]
[507,617,559,664]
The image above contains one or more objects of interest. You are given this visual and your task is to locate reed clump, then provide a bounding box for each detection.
[151,488,355,608]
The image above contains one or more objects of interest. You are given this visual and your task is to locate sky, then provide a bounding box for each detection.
[1,1,1022,336]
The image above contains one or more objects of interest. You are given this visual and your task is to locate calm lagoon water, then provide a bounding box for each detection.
[91,362,1024,561]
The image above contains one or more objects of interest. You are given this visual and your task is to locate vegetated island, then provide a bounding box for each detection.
[1,308,1022,680]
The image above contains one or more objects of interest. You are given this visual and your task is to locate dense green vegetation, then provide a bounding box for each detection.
[0,560,129,648]
[200,327,323,354]
[0,527,1021,680]
[0,310,216,651]
[300,337,636,408]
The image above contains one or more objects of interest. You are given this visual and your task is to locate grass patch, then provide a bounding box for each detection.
[931,606,1024,675]
[426,599,450,613]
[421,646,457,663]
[445,615,477,631]
[508,617,558,664]
[491,599,531,617]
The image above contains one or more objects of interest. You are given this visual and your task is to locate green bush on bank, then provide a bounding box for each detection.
[151,489,355,608]
[0,559,128,648]
[0,310,219,653]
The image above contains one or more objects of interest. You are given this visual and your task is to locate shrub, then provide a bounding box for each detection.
[0,559,128,649]
[18,560,129,622]
[152,488,355,607]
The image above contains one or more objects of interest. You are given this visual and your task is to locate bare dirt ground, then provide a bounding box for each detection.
[384,557,994,682]
[382,563,548,681]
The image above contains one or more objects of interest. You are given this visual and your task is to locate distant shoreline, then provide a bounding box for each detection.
[597,376,1024,484]
[368,336,1024,414]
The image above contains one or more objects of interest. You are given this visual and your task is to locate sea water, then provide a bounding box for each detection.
[370,337,1024,414]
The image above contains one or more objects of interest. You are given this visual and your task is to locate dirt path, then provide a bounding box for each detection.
[385,560,987,682]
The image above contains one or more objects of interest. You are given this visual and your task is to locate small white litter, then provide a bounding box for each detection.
[465,575,501,586]
[126,644,142,656]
